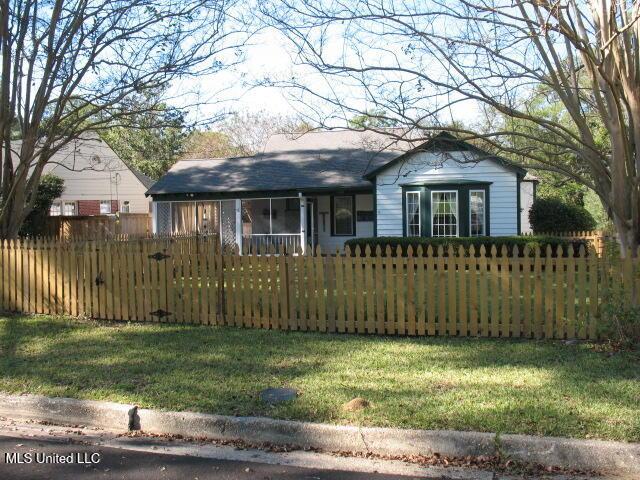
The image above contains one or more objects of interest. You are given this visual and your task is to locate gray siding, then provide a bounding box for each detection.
[42,138,150,214]
[375,151,519,237]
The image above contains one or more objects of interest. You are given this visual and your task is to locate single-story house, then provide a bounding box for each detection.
[146,130,537,252]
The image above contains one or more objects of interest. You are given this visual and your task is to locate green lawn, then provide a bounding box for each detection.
[1,315,639,442]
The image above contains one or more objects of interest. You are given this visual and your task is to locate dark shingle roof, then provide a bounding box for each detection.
[146,130,416,195]
[146,130,528,196]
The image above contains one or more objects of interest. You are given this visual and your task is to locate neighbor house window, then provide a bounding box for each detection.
[49,202,61,216]
[100,200,111,214]
[470,190,486,236]
[121,201,130,213]
[431,191,458,237]
[333,196,354,236]
[405,191,420,236]
[63,201,76,216]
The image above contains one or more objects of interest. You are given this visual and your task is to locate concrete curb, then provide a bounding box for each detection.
[1,393,638,476]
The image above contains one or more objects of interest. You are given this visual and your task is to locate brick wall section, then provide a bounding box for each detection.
[77,200,100,216]
[76,200,120,215]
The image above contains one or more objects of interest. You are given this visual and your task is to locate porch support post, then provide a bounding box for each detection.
[151,201,157,234]
[299,193,307,254]
[235,199,242,251]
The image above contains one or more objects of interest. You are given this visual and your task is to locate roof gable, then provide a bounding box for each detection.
[363,131,527,179]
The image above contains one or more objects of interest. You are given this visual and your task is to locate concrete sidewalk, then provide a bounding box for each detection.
[0,392,637,477]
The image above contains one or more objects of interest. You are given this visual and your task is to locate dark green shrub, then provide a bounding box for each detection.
[19,174,64,237]
[344,236,591,257]
[529,197,596,233]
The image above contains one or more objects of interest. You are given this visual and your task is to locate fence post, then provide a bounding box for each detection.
[555,245,565,339]
[499,245,510,337]
[446,245,456,336]
[436,245,446,336]
[375,245,386,335]
[385,245,395,335]
[588,245,599,339]
[363,245,375,334]
[478,245,488,336]
[566,245,576,339]
[511,245,521,338]
[489,244,499,337]
[467,245,478,337]
[533,246,543,338]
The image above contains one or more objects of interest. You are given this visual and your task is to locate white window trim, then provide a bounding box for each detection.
[63,201,77,216]
[100,200,111,214]
[430,190,459,238]
[333,195,354,236]
[405,191,421,236]
[50,202,62,216]
[469,189,486,237]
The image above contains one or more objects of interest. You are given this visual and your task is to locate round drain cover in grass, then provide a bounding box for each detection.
[260,387,298,404]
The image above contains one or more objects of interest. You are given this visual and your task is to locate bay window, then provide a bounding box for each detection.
[402,182,490,238]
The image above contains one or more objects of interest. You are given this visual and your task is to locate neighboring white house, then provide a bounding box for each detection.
[146,130,537,252]
[40,134,153,217]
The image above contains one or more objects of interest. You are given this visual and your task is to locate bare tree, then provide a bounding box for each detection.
[0,0,246,238]
[220,110,314,154]
[262,0,640,252]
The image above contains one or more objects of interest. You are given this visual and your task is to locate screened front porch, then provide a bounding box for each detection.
[153,196,307,253]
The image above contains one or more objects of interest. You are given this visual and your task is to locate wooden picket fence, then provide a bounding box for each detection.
[524,230,608,256]
[42,213,152,240]
[1,236,638,340]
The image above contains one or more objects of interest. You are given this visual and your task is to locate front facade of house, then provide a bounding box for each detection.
[147,131,535,252]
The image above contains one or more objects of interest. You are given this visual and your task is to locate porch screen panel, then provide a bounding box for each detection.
[172,202,196,234]
[271,198,300,234]
[155,202,171,234]
[241,199,270,235]
[221,200,237,246]
[196,201,220,235]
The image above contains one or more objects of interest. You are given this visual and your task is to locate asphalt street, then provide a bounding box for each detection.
[0,434,453,480]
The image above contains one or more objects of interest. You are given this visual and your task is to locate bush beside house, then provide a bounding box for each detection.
[529,197,596,233]
[19,174,64,237]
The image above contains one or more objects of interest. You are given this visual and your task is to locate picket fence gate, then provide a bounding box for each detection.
[1,236,638,340]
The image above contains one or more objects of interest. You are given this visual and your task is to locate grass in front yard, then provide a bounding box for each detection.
[1,315,639,442]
